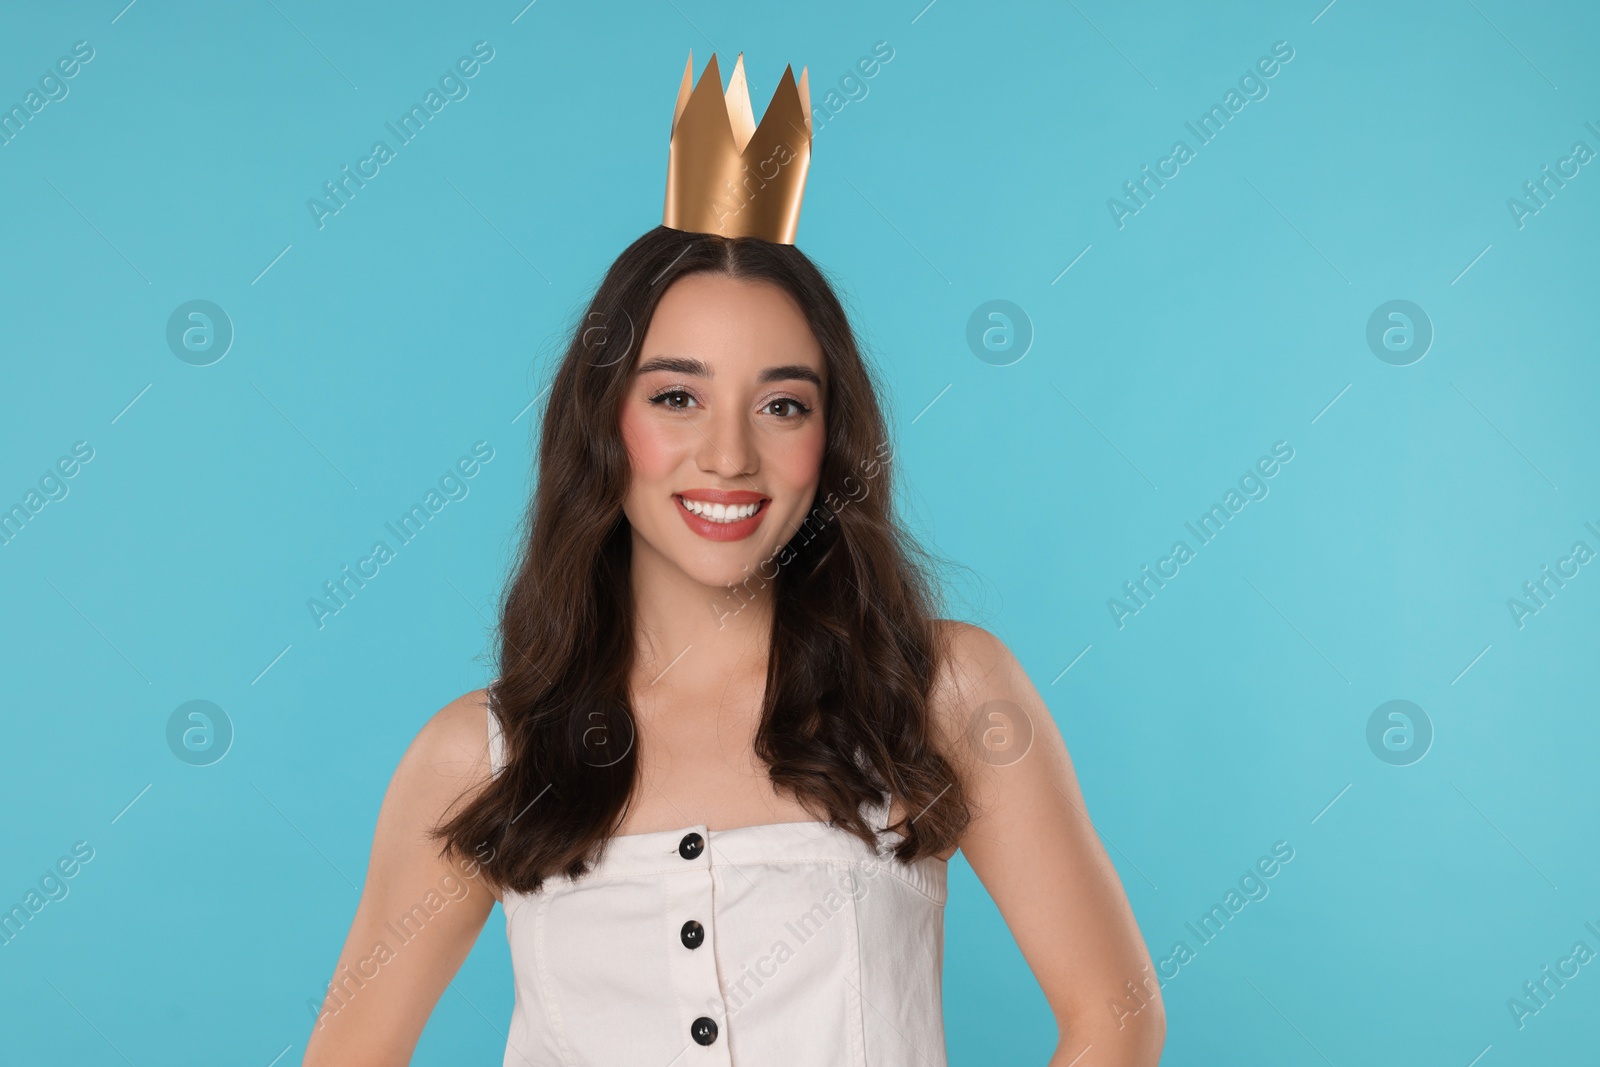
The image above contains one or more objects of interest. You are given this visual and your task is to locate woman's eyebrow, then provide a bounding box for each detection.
[758,364,823,387]
[635,355,822,387]
[635,355,710,377]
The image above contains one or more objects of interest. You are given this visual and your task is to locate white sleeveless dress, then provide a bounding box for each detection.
[485,705,950,1066]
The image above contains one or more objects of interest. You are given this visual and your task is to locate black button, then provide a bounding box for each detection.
[678,832,704,859]
[690,1016,718,1045]
[680,919,704,949]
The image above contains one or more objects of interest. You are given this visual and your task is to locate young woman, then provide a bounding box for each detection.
[304,52,1163,1067]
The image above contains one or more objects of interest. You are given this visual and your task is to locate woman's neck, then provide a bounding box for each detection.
[628,535,776,691]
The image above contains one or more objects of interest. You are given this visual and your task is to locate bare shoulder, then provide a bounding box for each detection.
[402,687,496,784]
[927,619,1031,743]
[927,619,1066,814]
[931,618,1015,688]
[381,688,498,850]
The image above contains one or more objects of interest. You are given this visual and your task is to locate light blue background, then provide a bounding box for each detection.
[2,1,1596,1064]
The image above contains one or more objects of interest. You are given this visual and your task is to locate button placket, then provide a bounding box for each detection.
[663,826,732,1062]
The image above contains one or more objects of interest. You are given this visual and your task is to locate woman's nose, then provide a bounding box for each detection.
[696,406,758,477]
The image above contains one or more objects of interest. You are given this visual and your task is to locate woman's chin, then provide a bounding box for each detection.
[629,520,793,601]
[678,553,775,596]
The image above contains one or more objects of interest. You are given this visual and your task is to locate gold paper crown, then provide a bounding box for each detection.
[662,52,812,245]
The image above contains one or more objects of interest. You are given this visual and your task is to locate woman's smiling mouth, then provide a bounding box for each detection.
[674,490,770,541]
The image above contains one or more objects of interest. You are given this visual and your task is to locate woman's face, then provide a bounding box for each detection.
[619,272,828,594]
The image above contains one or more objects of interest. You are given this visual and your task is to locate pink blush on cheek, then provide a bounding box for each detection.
[617,399,681,482]
[775,424,826,487]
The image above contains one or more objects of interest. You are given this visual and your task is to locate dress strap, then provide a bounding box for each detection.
[861,791,901,851]
[863,791,888,832]
[486,701,506,777]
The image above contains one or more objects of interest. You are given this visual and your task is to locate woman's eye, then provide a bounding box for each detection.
[766,398,811,418]
[649,390,695,410]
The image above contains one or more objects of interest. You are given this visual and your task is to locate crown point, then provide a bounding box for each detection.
[698,52,722,88]
[725,53,756,151]
[673,52,696,130]
[797,66,811,134]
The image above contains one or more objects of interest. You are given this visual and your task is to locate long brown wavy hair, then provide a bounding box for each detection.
[432,225,971,894]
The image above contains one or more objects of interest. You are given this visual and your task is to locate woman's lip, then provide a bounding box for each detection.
[674,494,769,542]
[676,488,767,505]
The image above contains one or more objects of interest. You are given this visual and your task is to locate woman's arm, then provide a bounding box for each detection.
[303,690,501,1067]
[933,622,1165,1067]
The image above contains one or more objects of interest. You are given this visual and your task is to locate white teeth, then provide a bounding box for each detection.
[680,497,760,523]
